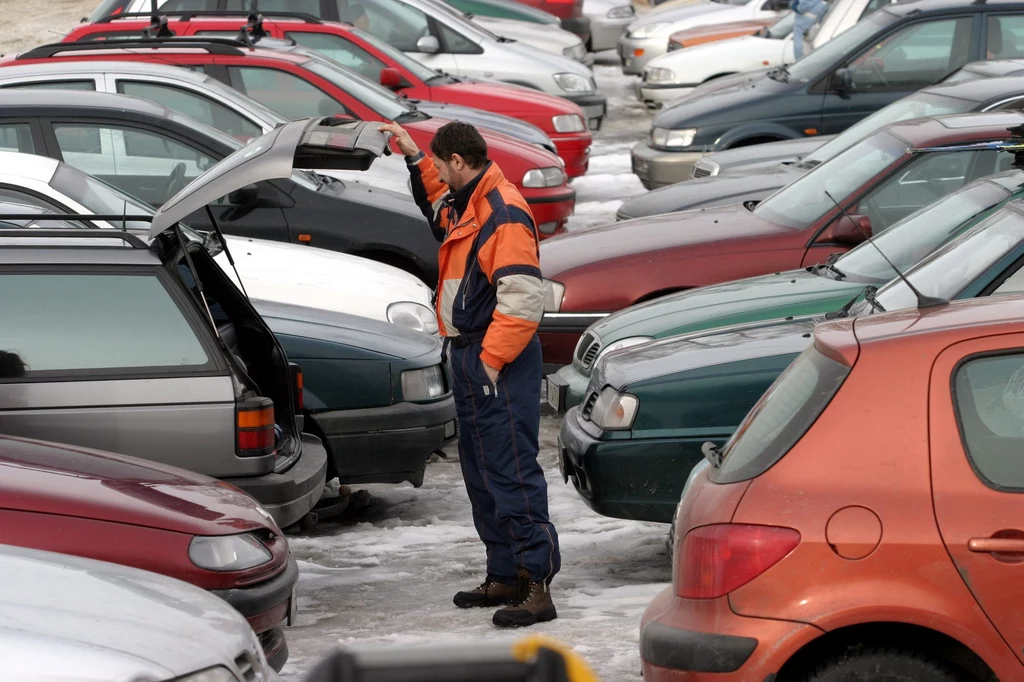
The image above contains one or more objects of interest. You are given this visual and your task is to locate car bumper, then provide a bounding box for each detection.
[524,186,576,238]
[311,397,457,487]
[640,586,823,680]
[560,93,607,131]
[638,82,695,108]
[224,434,327,529]
[558,406,692,523]
[210,556,300,672]
[542,362,590,415]
[551,134,591,178]
[560,15,592,43]
[618,35,666,75]
[539,312,608,366]
[589,14,633,52]
[632,141,706,190]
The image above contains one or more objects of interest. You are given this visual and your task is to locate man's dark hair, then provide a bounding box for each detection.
[0,350,26,378]
[430,121,489,169]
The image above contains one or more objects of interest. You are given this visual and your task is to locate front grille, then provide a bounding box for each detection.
[575,332,602,370]
[235,652,259,682]
[692,166,711,179]
[581,391,599,420]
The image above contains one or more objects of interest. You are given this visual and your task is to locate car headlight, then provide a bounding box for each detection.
[552,72,594,93]
[589,386,639,431]
[629,22,670,39]
[595,336,654,363]
[563,43,587,62]
[188,534,272,572]
[402,365,446,401]
[552,113,585,133]
[543,279,565,312]
[523,167,566,188]
[645,67,675,83]
[175,667,237,682]
[387,301,439,335]
[651,127,697,148]
[608,5,634,18]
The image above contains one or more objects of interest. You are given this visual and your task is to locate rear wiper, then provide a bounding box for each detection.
[767,65,789,82]
[864,285,886,313]
[826,285,876,320]
[811,252,845,280]
[701,441,723,468]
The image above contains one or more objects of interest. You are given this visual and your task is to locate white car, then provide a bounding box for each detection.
[0,152,437,331]
[0,544,276,682]
[464,15,591,63]
[617,0,789,75]
[638,0,898,106]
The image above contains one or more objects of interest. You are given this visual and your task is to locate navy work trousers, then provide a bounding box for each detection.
[448,335,561,585]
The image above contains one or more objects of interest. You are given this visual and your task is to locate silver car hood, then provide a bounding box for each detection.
[0,545,257,680]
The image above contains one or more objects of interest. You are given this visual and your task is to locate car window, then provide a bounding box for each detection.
[352,27,440,81]
[226,0,320,10]
[1,80,96,92]
[89,0,131,22]
[53,123,218,208]
[349,0,434,52]
[712,346,850,484]
[988,16,1024,60]
[0,123,35,154]
[846,18,973,91]
[228,66,347,121]
[787,9,898,83]
[954,352,1024,489]
[0,273,210,378]
[438,22,480,54]
[116,81,262,142]
[157,0,219,9]
[0,188,76,228]
[855,149,992,232]
[287,31,389,81]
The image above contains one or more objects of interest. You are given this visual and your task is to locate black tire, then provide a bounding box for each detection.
[804,648,958,682]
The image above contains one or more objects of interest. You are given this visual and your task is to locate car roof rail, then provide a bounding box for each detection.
[0,225,151,247]
[93,10,323,24]
[17,37,249,59]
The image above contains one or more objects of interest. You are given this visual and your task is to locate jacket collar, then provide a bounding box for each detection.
[447,161,505,230]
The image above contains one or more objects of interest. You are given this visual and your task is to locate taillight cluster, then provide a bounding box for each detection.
[676,524,800,599]
[237,397,276,457]
[290,362,304,413]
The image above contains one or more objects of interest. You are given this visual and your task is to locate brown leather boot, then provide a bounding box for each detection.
[492,571,557,628]
[453,578,518,609]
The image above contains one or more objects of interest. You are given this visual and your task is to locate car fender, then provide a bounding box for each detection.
[715,121,801,148]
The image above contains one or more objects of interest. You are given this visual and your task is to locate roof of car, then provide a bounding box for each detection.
[850,293,1024,346]
[0,58,214,81]
[883,110,1024,144]
[0,151,58,184]
[959,58,1024,77]
[0,233,161,266]
[15,38,311,65]
[0,88,176,118]
[926,74,1024,102]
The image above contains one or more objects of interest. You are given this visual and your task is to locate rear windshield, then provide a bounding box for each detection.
[711,346,850,484]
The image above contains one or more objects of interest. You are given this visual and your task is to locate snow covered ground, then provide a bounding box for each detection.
[280,54,668,680]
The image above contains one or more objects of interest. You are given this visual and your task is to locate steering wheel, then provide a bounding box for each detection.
[166,162,187,199]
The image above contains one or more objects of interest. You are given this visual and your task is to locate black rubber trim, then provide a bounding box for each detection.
[312,397,455,434]
[562,93,607,109]
[640,622,757,673]
[526,189,577,205]
[210,556,298,619]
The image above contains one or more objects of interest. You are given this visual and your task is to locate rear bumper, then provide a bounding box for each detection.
[640,586,823,680]
[312,397,457,486]
[224,434,327,529]
[210,556,299,672]
[560,15,592,42]
[632,141,706,190]
[561,93,607,131]
[525,187,577,238]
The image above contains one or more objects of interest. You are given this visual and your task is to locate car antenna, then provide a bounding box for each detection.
[121,199,127,233]
[823,189,946,309]
[204,204,250,301]
[174,223,221,338]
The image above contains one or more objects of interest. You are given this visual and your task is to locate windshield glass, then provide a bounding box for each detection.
[865,206,1024,312]
[352,27,439,82]
[303,55,411,120]
[425,0,498,39]
[836,177,1016,282]
[786,9,898,83]
[754,131,906,228]
[802,93,974,167]
[50,164,154,233]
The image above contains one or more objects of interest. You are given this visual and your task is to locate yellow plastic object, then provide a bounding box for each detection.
[511,635,601,682]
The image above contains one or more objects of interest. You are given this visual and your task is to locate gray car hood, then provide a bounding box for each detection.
[150,117,391,238]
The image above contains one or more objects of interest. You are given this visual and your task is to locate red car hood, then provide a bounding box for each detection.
[541,204,791,276]
[0,435,274,536]
[435,81,585,118]
[406,117,563,172]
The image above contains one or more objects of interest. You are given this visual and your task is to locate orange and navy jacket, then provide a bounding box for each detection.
[407,152,544,370]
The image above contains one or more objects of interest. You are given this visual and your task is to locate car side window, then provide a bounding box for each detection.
[228,66,347,121]
[846,17,973,91]
[1,80,96,91]
[116,81,262,141]
[0,272,211,379]
[954,352,1024,489]
[157,0,218,9]
[52,123,217,208]
[0,186,76,229]
[286,31,389,81]
[351,0,434,52]
[437,22,481,54]
[987,16,1024,60]
[0,123,35,154]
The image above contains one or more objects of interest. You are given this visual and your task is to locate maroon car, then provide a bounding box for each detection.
[538,111,1024,365]
[0,434,297,671]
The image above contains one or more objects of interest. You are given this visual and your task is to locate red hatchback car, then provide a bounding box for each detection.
[642,295,1024,682]
[0,434,296,671]
[67,12,594,178]
[10,36,576,234]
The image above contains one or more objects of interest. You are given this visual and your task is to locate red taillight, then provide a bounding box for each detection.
[237,397,275,457]
[289,363,304,413]
[676,524,800,599]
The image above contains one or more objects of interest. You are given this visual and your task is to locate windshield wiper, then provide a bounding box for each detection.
[826,285,876,320]
[767,65,789,82]
[811,252,845,280]
[864,286,886,313]
[395,109,429,123]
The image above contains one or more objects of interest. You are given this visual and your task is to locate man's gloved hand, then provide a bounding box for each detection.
[378,121,421,157]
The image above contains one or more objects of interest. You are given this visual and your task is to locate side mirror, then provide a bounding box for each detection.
[831,67,852,92]
[821,213,872,245]
[416,35,440,54]
[379,67,403,90]
[228,184,258,206]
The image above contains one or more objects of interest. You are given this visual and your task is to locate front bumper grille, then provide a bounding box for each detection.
[575,332,602,369]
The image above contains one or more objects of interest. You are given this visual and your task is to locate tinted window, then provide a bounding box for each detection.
[0,273,209,377]
[229,66,347,120]
[1,80,95,91]
[787,9,897,83]
[438,22,481,54]
[954,353,1024,489]
[0,123,35,154]
[712,347,850,484]
[0,187,75,228]
[287,31,389,81]
[988,15,1024,60]
[89,0,131,22]
[846,18,973,91]
[117,81,262,141]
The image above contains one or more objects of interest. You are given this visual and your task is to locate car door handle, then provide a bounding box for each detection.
[968,537,1024,554]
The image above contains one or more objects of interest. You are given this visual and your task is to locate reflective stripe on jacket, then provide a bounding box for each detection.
[408,152,543,370]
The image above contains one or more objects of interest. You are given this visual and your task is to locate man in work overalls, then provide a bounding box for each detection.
[378,120,561,628]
